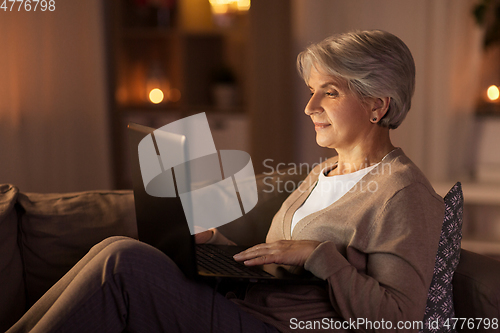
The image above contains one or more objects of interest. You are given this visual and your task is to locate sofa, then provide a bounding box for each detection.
[1,171,500,332]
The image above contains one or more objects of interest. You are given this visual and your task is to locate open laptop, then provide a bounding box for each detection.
[128,121,323,284]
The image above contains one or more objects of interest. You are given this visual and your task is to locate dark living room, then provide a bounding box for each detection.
[1,0,500,332]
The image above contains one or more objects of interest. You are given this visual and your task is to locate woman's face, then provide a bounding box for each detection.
[305,69,373,151]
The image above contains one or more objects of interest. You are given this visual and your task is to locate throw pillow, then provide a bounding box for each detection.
[421,182,463,333]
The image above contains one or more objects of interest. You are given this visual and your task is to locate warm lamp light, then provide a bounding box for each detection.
[149,88,164,104]
[208,0,250,15]
[487,85,500,101]
[236,0,250,11]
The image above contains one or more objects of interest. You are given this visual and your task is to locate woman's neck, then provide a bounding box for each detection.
[328,134,395,177]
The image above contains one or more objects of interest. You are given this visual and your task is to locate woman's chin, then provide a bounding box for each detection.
[315,137,333,149]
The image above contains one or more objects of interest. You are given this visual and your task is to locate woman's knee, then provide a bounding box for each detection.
[89,236,132,253]
[95,238,181,278]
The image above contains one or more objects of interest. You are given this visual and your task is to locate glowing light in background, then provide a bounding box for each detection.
[208,0,250,15]
[149,88,164,104]
[236,0,250,11]
[487,85,500,101]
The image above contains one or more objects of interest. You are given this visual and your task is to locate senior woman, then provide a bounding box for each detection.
[7,30,443,333]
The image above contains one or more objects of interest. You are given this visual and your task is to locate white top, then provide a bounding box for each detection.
[291,163,379,234]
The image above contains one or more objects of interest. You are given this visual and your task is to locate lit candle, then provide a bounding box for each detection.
[487,85,500,101]
[149,88,164,104]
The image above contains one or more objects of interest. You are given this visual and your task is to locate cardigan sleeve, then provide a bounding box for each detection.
[304,182,444,332]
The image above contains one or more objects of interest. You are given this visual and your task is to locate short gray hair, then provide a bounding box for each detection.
[297,30,415,129]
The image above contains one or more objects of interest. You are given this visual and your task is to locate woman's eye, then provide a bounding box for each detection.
[309,90,338,97]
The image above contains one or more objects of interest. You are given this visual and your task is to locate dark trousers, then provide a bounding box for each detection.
[7,237,279,333]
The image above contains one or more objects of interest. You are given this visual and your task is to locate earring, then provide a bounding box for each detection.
[372,117,377,122]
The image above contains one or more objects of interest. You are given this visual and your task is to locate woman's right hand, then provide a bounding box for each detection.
[233,240,321,267]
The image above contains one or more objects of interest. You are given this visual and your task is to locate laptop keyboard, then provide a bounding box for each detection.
[196,245,273,278]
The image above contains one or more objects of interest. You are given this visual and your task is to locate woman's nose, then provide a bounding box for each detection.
[305,94,322,116]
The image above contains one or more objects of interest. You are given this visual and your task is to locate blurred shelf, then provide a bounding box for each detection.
[434,181,500,257]
[475,102,500,117]
[120,28,233,40]
[433,181,500,205]
[461,238,500,257]
[116,104,245,114]
[121,27,177,39]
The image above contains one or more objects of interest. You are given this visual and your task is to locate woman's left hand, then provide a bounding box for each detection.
[233,240,321,267]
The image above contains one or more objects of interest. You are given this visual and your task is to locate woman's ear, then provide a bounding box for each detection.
[370,97,390,124]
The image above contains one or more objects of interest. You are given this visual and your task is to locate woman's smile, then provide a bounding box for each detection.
[314,122,331,130]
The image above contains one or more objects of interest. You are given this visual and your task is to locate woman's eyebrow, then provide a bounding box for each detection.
[321,82,340,89]
[308,82,340,90]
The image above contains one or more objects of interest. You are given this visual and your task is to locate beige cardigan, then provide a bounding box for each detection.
[234,148,444,332]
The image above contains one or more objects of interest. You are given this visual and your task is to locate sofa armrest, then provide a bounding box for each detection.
[453,249,500,329]
[0,185,25,332]
[18,189,137,307]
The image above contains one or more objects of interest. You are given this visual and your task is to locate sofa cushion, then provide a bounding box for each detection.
[0,185,25,332]
[453,249,500,331]
[17,190,137,307]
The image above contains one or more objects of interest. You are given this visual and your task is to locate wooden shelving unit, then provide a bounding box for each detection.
[105,0,250,189]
